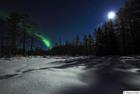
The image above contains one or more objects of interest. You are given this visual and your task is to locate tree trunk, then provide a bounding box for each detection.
[23,32,26,56]
[30,36,34,56]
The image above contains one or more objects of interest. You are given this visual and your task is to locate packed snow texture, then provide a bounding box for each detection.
[0,56,140,94]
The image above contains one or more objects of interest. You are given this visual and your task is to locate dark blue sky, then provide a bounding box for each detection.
[0,0,126,45]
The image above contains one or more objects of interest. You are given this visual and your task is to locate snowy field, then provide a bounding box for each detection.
[0,56,140,94]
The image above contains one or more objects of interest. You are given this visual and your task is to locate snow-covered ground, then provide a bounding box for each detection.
[0,56,140,94]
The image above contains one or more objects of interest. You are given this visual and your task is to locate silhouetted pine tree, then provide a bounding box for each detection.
[96,21,118,55]
[0,19,4,57]
[6,12,21,56]
[116,0,140,55]
[96,27,105,55]
[87,34,95,55]
[30,35,35,56]
[105,21,118,55]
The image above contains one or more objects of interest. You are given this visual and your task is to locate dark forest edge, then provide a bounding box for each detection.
[0,0,140,57]
[48,0,140,56]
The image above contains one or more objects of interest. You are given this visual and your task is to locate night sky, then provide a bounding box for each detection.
[0,0,126,45]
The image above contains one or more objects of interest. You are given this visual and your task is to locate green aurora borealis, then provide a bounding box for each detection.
[0,11,52,49]
[20,25,52,49]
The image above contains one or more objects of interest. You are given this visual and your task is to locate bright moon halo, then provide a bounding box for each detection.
[107,11,116,20]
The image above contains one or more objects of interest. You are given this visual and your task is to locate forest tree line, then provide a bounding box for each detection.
[48,0,140,56]
[0,12,46,57]
[0,0,140,57]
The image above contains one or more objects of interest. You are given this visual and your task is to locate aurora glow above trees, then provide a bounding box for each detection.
[0,11,52,49]
[35,33,51,49]
[18,22,52,49]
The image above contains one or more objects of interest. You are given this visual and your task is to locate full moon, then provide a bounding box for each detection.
[107,11,116,20]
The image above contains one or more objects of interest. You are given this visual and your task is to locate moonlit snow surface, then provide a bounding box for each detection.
[0,56,140,94]
[0,56,89,94]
